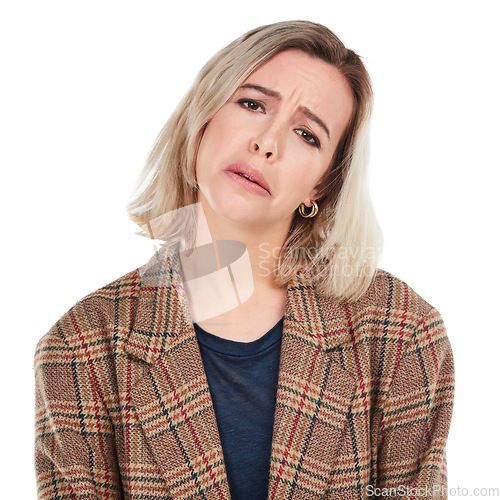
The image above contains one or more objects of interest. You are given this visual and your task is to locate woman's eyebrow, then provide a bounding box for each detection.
[298,106,330,139]
[239,83,281,99]
[238,83,331,139]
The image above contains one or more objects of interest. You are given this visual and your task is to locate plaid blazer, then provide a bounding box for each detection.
[34,251,454,500]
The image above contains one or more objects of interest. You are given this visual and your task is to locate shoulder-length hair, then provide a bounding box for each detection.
[126,20,383,302]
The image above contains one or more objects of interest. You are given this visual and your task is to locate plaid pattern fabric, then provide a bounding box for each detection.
[34,252,454,499]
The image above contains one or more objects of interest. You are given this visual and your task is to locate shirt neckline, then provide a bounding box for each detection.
[194,316,284,357]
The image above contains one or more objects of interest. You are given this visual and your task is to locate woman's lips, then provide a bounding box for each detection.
[224,163,271,196]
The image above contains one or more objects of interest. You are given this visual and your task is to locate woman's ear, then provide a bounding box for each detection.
[301,187,322,207]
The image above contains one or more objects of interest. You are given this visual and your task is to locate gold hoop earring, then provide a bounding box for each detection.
[298,201,318,218]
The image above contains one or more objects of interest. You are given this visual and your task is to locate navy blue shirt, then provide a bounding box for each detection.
[194,318,284,500]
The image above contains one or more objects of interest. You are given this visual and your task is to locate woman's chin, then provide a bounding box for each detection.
[203,195,271,230]
[218,203,269,228]
[197,187,293,236]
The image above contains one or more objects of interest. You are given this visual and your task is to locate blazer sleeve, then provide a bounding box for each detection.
[34,326,122,499]
[376,307,455,499]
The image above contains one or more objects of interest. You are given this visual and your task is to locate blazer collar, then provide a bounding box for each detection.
[125,246,196,363]
[124,247,357,499]
[125,248,353,363]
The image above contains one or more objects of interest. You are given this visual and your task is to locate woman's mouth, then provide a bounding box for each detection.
[237,172,259,184]
[224,163,271,196]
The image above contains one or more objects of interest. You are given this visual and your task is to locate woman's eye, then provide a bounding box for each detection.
[237,99,264,112]
[296,129,320,148]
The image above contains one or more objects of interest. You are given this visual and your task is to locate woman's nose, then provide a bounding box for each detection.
[249,121,283,161]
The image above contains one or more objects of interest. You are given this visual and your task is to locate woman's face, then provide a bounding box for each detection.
[196,49,354,234]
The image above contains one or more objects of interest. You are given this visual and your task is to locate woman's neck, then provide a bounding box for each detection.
[177,198,290,331]
[196,198,291,290]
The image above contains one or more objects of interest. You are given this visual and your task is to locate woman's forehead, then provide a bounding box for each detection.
[239,50,354,132]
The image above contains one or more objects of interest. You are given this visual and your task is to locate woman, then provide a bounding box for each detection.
[34,20,454,499]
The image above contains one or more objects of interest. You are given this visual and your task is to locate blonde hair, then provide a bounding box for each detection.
[126,20,383,301]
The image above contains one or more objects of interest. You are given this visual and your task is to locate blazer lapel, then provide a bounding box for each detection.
[124,248,232,499]
[124,248,356,500]
[267,274,357,500]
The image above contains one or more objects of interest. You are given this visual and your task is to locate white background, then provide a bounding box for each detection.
[2,0,499,497]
